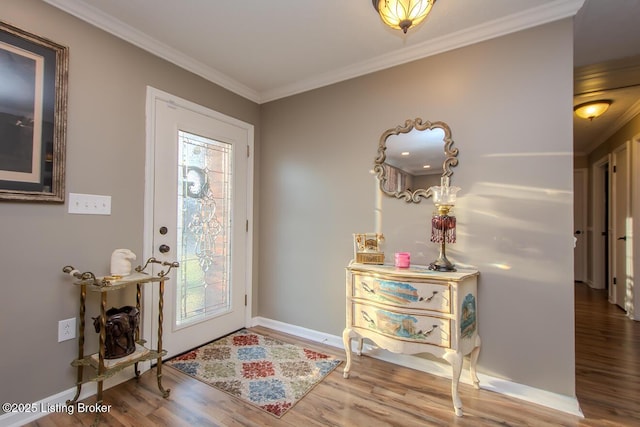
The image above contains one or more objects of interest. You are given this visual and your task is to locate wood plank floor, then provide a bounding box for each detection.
[27,283,640,426]
[574,282,640,425]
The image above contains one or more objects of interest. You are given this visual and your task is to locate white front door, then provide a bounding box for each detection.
[145,87,253,359]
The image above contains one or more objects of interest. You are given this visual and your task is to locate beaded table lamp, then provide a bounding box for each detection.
[428,177,460,271]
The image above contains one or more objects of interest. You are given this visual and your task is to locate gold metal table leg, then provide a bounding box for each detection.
[134,283,142,378]
[157,278,170,397]
[92,292,108,425]
[67,284,86,405]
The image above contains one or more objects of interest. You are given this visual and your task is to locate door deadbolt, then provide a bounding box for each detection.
[159,226,168,235]
[159,244,170,253]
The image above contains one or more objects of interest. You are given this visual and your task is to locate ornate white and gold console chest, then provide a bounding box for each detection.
[342,262,480,416]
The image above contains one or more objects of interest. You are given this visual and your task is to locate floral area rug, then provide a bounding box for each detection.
[165,329,342,417]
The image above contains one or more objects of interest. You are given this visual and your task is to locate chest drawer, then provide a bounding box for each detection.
[351,301,450,347]
[352,273,451,313]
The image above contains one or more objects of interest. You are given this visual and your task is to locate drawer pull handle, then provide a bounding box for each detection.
[420,325,439,337]
[420,291,438,302]
[361,282,376,295]
[361,311,375,327]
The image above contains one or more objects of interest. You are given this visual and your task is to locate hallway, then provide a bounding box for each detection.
[575,282,640,424]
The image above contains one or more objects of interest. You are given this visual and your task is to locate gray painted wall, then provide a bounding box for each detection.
[1,0,575,409]
[589,113,640,162]
[0,0,260,406]
[259,20,575,396]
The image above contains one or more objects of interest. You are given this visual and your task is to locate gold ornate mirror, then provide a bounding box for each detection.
[374,118,458,203]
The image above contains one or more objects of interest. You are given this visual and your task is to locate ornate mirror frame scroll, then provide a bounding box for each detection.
[373,118,458,203]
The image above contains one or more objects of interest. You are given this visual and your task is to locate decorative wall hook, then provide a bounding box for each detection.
[62,265,99,285]
[135,257,180,277]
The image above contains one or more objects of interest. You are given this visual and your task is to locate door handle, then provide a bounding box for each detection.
[159,244,171,253]
[617,236,627,241]
[575,230,582,235]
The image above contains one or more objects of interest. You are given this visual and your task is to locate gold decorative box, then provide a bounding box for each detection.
[353,233,385,265]
[356,252,385,264]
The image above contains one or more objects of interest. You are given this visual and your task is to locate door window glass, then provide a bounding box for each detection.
[176,130,232,326]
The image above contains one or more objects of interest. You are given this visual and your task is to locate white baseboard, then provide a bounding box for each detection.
[585,280,606,290]
[4,318,584,426]
[251,316,345,348]
[0,364,146,427]
[252,316,584,418]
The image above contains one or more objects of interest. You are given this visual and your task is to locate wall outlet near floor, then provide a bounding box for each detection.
[58,318,76,342]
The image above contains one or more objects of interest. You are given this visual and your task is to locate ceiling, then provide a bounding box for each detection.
[42,0,640,154]
[573,0,640,154]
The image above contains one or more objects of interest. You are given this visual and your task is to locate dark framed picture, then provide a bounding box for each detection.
[0,21,68,202]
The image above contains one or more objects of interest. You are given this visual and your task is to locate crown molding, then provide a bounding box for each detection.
[585,97,640,154]
[575,55,640,96]
[44,0,583,104]
[260,0,585,102]
[42,0,261,103]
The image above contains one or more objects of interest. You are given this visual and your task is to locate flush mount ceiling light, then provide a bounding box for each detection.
[573,100,612,121]
[372,0,436,34]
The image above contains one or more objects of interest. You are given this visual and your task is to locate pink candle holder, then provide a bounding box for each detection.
[394,252,410,268]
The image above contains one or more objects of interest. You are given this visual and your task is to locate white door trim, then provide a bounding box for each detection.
[574,168,588,283]
[631,133,640,320]
[611,141,630,310]
[142,86,254,351]
[590,155,610,290]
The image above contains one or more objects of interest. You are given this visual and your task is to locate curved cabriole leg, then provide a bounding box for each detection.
[444,351,464,417]
[342,328,353,379]
[469,335,481,389]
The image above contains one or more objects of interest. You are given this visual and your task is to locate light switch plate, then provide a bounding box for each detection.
[68,193,111,215]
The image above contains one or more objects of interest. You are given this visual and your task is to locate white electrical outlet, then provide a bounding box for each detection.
[58,318,76,342]
[68,193,111,215]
